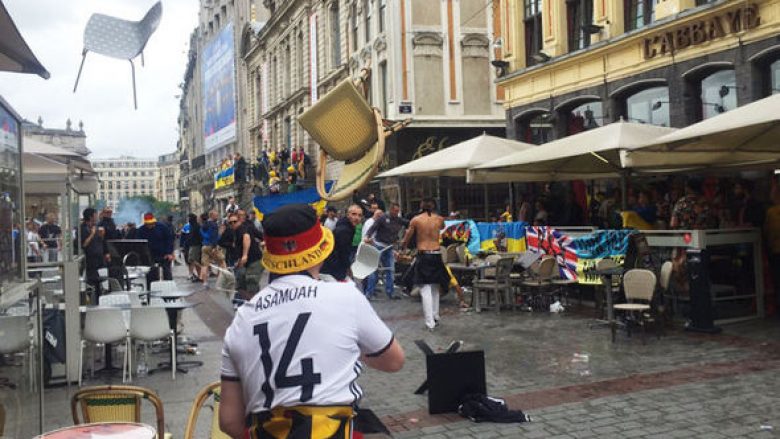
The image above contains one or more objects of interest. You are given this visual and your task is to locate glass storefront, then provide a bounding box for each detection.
[625,86,670,126]
[771,59,780,95]
[700,69,737,120]
[0,96,43,437]
[517,112,554,144]
[567,101,603,134]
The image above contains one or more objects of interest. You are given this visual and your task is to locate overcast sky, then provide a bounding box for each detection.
[0,0,199,158]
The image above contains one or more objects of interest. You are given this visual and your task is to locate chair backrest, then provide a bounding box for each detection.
[351,243,381,280]
[139,1,163,37]
[130,307,171,341]
[623,269,657,302]
[596,258,618,271]
[483,254,503,278]
[0,315,30,354]
[83,308,127,343]
[495,257,515,283]
[108,277,124,292]
[150,280,177,292]
[184,381,231,439]
[445,245,459,264]
[71,385,165,436]
[659,261,673,291]
[455,244,467,263]
[538,257,557,281]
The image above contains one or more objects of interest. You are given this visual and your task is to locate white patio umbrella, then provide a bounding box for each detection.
[467,121,676,183]
[621,93,780,170]
[377,133,536,178]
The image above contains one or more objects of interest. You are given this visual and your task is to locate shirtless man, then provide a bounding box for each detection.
[402,198,448,331]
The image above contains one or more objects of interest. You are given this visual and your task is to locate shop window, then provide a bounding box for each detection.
[624,0,655,32]
[364,0,371,43]
[699,69,736,120]
[524,0,543,66]
[567,0,594,52]
[516,112,554,144]
[566,101,603,134]
[770,59,780,95]
[350,3,358,51]
[625,86,670,126]
[330,3,341,67]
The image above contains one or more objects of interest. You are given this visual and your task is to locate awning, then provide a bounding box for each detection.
[468,121,676,183]
[621,93,780,170]
[377,133,536,178]
[0,1,49,78]
[23,144,98,194]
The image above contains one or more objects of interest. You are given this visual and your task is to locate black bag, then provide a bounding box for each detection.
[458,394,531,424]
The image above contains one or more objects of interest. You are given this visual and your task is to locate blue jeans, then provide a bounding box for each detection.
[366,244,395,298]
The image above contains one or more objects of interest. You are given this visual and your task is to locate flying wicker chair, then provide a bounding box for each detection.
[298,68,410,201]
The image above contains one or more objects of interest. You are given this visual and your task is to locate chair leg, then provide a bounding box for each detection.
[73,50,87,92]
[171,334,176,381]
[474,287,481,313]
[78,341,84,387]
[129,59,138,109]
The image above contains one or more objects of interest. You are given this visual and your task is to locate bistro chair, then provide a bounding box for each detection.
[71,385,166,437]
[481,254,503,279]
[445,244,459,264]
[515,256,556,311]
[150,280,178,293]
[183,381,231,439]
[455,244,467,263]
[612,269,659,344]
[130,306,176,381]
[595,258,620,319]
[79,308,130,386]
[73,2,163,109]
[0,315,35,391]
[473,257,514,313]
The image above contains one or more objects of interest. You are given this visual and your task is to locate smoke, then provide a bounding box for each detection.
[114,198,153,226]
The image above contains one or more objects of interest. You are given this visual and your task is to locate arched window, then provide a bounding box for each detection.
[566,101,603,134]
[770,59,780,95]
[515,111,553,144]
[699,69,736,120]
[625,86,670,126]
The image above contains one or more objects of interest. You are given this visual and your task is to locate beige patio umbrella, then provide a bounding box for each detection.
[621,93,780,170]
[467,121,676,183]
[377,133,536,178]
[0,1,49,78]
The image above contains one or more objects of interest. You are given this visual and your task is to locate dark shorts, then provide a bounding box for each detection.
[413,253,450,286]
[188,245,202,265]
[236,259,264,295]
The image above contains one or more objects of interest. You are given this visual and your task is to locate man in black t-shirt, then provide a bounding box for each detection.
[39,213,62,263]
[230,212,264,300]
[80,208,110,303]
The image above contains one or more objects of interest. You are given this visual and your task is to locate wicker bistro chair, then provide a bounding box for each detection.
[445,244,459,264]
[455,244,467,263]
[473,257,514,313]
[513,256,557,311]
[480,254,503,279]
[71,385,165,437]
[594,258,621,319]
[184,381,231,439]
[298,71,409,201]
[612,269,659,343]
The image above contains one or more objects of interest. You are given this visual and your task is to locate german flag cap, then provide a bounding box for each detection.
[261,204,334,274]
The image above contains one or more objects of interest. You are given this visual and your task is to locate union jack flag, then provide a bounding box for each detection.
[526,226,579,280]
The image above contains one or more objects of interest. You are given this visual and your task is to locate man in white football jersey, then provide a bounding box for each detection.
[219,204,405,439]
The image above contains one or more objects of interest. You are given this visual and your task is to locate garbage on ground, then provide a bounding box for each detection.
[571,353,591,377]
[760,425,773,431]
[458,393,531,423]
[549,301,565,313]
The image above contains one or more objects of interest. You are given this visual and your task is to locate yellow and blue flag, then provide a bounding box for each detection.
[253,182,333,221]
[214,166,235,189]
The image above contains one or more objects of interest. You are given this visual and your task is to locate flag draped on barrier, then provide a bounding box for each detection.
[476,222,528,253]
[252,182,332,220]
[214,166,235,189]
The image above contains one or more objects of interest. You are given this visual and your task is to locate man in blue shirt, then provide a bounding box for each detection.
[137,212,175,289]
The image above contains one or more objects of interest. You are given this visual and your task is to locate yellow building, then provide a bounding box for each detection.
[496,0,779,141]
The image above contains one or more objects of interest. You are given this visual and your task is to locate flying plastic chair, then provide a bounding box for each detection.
[73,1,162,109]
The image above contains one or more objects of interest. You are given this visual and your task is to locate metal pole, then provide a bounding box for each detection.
[509,182,515,220]
[620,172,628,210]
[483,184,489,220]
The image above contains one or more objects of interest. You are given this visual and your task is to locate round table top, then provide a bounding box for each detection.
[36,422,156,439]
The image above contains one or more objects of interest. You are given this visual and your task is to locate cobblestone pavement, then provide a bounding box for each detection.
[37,267,780,438]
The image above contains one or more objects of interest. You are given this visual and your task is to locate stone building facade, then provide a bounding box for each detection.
[93,157,160,211]
[157,152,180,205]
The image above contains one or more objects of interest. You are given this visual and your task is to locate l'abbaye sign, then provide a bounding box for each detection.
[643,4,760,59]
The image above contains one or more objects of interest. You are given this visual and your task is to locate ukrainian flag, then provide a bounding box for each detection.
[214,166,235,189]
[476,222,528,253]
[253,182,333,220]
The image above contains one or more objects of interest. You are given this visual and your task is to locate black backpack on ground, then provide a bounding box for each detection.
[458,394,532,424]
